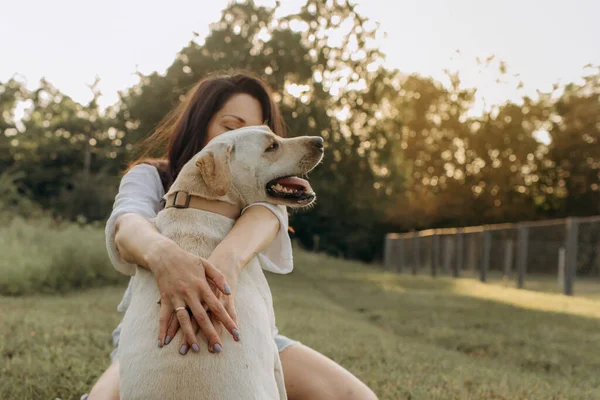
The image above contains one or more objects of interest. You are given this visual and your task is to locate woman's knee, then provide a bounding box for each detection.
[280,344,378,400]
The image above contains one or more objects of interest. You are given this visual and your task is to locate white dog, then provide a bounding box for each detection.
[118,126,324,400]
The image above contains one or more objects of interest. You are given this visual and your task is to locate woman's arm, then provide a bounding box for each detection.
[208,205,280,274]
[113,213,174,271]
[113,204,280,279]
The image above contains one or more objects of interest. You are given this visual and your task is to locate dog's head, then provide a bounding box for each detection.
[171,126,323,209]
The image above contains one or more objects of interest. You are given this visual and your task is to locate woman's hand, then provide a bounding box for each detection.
[162,250,242,354]
[145,240,240,354]
[207,252,240,343]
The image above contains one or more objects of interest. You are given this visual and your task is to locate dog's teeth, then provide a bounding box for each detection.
[270,182,308,196]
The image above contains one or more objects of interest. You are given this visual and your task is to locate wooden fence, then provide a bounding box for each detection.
[384,215,600,296]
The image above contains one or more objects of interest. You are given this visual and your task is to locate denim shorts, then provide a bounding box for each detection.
[110,320,298,364]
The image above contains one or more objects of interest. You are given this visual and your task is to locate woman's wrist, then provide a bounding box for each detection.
[209,247,245,273]
[143,237,179,274]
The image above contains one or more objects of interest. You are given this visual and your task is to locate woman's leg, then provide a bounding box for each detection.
[87,345,377,400]
[87,361,120,400]
[279,343,378,400]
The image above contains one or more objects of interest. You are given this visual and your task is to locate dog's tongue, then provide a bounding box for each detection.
[276,176,312,192]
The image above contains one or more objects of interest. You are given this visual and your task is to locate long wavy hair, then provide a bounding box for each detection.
[127,71,286,191]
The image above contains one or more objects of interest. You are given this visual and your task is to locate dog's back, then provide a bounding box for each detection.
[118,209,286,400]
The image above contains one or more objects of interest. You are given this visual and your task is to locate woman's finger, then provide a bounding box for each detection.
[157,300,172,347]
[198,281,240,342]
[209,312,223,353]
[165,313,179,346]
[180,315,200,348]
[173,304,199,355]
[207,280,220,298]
[225,296,239,329]
[186,294,222,352]
[203,260,231,296]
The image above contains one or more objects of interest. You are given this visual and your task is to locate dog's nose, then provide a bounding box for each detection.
[312,137,324,151]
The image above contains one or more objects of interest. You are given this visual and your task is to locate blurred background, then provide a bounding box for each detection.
[1,1,600,398]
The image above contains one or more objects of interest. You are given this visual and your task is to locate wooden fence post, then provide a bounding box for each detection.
[516,224,528,289]
[454,230,463,277]
[384,235,393,269]
[431,234,439,277]
[564,218,579,296]
[412,233,419,275]
[503,240,514,279]
[468,234,477,272]
[481,229,491,282]
[443,237,453,274]
[395,238,405,273]
[558,247,565,291]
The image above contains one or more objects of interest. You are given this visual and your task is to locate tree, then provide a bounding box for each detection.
[545,66,600,216]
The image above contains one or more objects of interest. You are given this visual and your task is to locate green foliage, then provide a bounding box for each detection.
[0,171,45,221]
[0,216,125,296]
[1,0,599,261]
[49,170,119,223]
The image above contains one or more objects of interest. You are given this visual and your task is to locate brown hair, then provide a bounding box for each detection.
[127,71,286,191]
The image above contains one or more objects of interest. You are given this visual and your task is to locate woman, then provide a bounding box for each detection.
[89,72,377,400]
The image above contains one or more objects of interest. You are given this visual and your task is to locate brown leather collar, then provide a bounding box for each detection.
[165,191,241,220]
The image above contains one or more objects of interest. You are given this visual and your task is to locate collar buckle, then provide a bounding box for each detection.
[169,191,191,209]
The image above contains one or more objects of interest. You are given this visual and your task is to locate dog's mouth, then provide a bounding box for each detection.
[266,176,316,206]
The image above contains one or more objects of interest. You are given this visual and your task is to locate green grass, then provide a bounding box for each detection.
[0,216,124,295]
[468,270,600,301]
[2,250,600,399]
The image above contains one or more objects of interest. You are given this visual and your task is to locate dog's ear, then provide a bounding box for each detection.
[195,143,233,197]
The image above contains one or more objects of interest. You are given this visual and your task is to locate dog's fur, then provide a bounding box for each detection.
[118,126,323,400]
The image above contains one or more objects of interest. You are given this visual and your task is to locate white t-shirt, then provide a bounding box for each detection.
[105,163,294,312]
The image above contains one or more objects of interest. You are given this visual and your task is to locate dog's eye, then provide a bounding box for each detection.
[265,142,279,152]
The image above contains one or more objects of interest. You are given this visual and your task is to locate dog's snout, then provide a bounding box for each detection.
[312,137,324,151]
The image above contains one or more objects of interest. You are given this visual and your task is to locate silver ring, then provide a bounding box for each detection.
[174,306,187,312]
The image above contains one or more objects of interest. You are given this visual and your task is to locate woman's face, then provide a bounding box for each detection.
[205,93,264,145]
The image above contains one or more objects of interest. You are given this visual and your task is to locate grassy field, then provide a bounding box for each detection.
[400,268,600,301]
[470,271,600,301]
[2,250,600,399]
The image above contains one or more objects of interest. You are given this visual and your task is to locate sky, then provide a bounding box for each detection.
[1,0,599,111]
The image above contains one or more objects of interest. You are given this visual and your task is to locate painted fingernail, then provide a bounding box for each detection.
[192,343,200,352]
[180,344,188,355]
[224,284,232,295]
[165,335,171,345]
[232,328,241,341]
[213,343,222,353]
[158,339,162,347]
